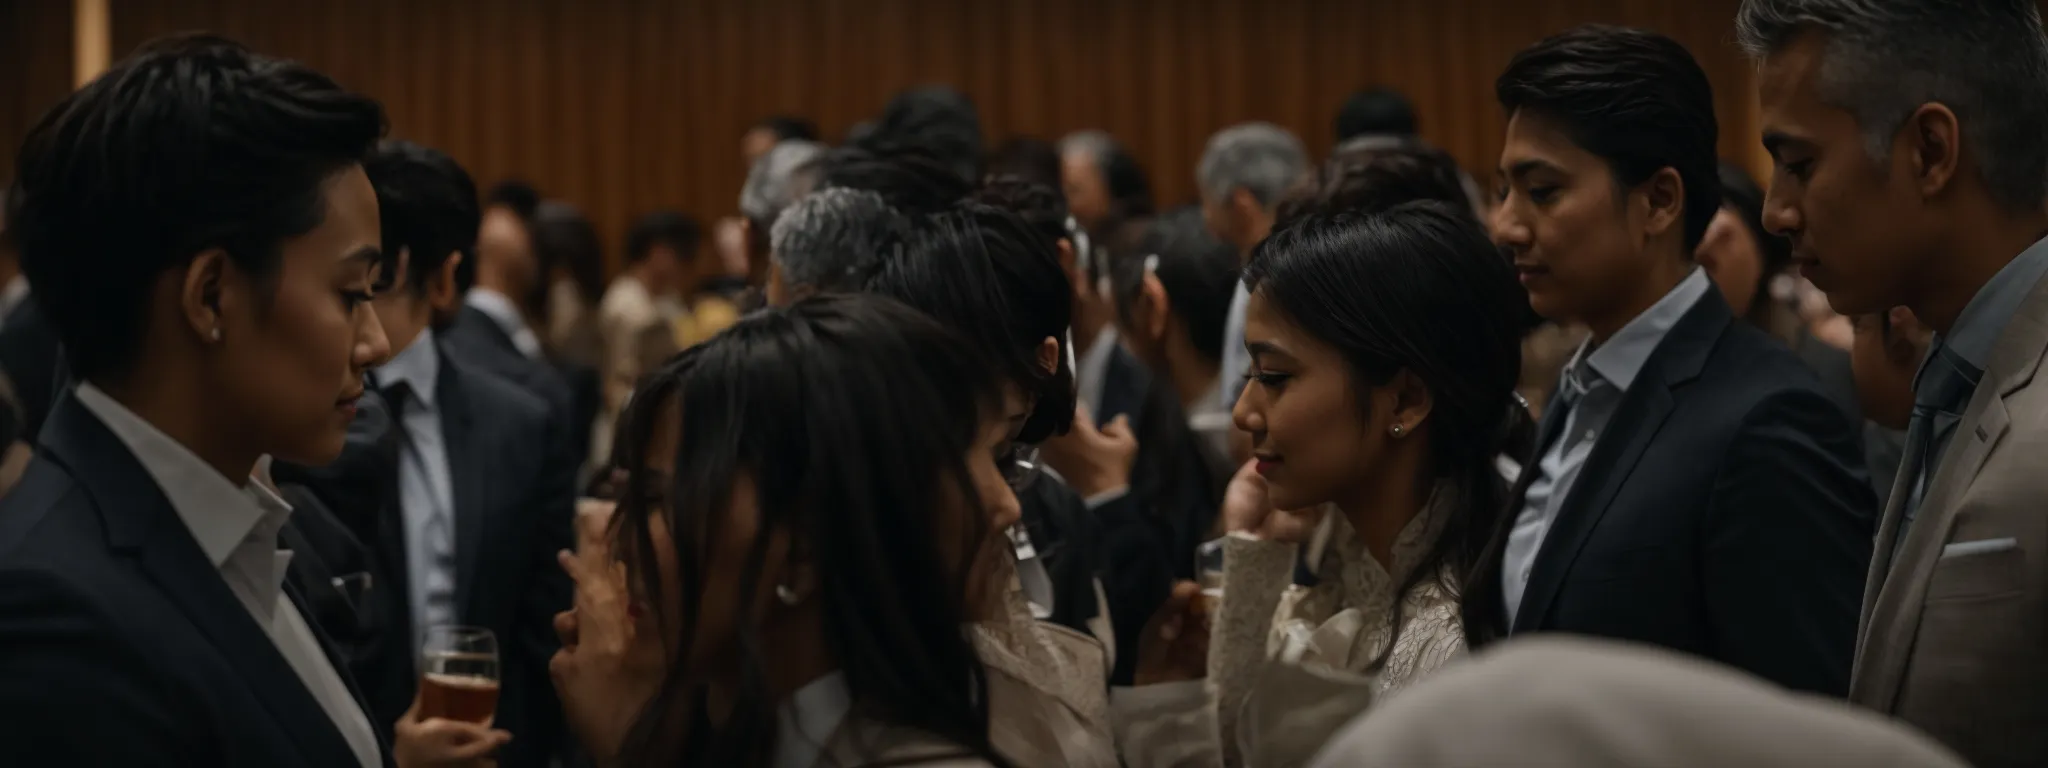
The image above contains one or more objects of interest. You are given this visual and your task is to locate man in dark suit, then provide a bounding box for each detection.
[1474,26,1876,695]
[440,185,599,471]
[0,34,415,766]
[350,141,577,766]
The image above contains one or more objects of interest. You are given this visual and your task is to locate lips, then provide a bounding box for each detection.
[1253,454,1282,477]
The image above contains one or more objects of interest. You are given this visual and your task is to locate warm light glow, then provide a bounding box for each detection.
[73,0,109,88]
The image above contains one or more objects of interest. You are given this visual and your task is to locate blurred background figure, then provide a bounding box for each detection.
[1058,130,1156,240]
[1200,122,1310,423]
[737,139,828,290]
[1334,86,1419,145]
[858,85,984,185]
[740,114,818,168]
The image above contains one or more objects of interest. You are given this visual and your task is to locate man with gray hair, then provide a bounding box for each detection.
[1739,2,2048,764]
[1200,122,1308,413]
[737,138,826,286]
[766,186,909,305]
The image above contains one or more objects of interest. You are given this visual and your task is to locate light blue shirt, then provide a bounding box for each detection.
[1502,268,1712,626]
[1220,282,1251,408]
[379,329,460,637]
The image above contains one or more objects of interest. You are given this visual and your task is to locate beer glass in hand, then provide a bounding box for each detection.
[420,625,500,725]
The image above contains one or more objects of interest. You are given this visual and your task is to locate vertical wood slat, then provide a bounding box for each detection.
[1,0,1851,270]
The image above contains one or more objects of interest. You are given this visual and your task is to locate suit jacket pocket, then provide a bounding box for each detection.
[1925,544,2025,602]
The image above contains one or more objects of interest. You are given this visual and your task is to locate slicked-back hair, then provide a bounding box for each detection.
[362,141,479,307]
[10,33,387,381]
[1497,25,1721,251]
[1737,0,2048,211]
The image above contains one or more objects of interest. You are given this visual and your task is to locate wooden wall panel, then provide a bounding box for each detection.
[0,0,76,184]
[2,0,1771,268]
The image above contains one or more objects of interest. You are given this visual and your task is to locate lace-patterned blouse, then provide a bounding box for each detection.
[1113,483,1468,768]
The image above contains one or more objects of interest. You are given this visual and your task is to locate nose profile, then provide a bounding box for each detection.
[356,304,391,369]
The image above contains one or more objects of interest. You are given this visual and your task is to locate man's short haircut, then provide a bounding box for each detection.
[1336,87,1420,141]
[1197,123,1309,209]
[362,140,480,300]
[485,179,541,223]
[1736,0,2048,211]
[754,115,819,144]
[10,34,386,380]
[1496,25,1721,251]
[771,188,910,294]
[624,210,702,266]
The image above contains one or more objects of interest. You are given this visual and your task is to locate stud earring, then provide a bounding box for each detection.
[1390,424,1405,438]
[209,328,222,342]
[775,584,802,606]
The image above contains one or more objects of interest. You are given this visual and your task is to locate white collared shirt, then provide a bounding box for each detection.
[1502,268,1712,626]
[74,383,382,768]
[378,330,461,640]
[774,671,852,768]
[465,288,544,360]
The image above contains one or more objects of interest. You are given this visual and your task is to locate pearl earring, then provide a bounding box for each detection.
[775,584,802,606]
[1390,424,1405,438]
[209,328,222,342]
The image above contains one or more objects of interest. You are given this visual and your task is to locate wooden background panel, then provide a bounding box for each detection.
[6,0,1767,269]
[0,0,77,183]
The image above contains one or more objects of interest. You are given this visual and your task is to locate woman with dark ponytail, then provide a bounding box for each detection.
[1117,201,1525,767]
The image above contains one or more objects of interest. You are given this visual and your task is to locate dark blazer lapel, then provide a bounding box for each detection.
[435,345,490,617]
[1511,291,1732,633]
[1508,388,1575,506]
[457,305,520,359]
[40,394,362,765]
[285,578,399,768]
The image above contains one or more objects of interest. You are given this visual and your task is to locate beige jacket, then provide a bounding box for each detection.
[1115,490,1465,768]
[1853,270,2048,768]
[976,558,1120,768]
[1312,637,1967,768]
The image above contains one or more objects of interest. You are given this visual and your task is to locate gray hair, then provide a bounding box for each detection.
[770,187,907,292]
[1197,123,1309,209]
[1736,0,2048,209]
[738,139,827,227]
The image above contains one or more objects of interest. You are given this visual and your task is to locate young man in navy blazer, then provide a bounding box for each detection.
[1469,25,1877,696]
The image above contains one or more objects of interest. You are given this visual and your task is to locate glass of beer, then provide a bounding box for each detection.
[419,625,500,725]
[1194,538,1227,618]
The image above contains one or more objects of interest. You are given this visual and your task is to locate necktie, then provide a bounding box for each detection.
[1897,343,1984,548]
[379,380,458,630]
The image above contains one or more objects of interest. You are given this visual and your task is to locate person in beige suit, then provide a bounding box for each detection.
[1114,201,1527,768]
[1741,2,2048,765]
[550,297,1049,766]
[1309,637,1967,768]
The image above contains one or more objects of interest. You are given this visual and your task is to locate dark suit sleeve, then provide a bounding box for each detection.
[0,568,201,765]
[513,406,578,764]
[1091,490,1176,686]
[1703,387,1877,696]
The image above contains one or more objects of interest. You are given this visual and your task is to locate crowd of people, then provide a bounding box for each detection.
[0,0,2043,766]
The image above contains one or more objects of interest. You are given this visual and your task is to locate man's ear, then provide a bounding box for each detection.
[1138,272,1172,342]
[180,248,230,343]
[428,252,463,314]
[1637,167,1685,243]
[1037,336,1060,375]
[1900,103,1962,200]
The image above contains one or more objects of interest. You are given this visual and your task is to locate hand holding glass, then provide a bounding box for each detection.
[420,625,500,725]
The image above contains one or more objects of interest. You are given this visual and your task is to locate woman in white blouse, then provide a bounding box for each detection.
[548,296,1030,767]
[1117,201,1529,767]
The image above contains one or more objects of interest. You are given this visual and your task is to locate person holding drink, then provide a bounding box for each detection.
[0,35,500,767]
[549,295,1028,766]
[1113,202,1528,767]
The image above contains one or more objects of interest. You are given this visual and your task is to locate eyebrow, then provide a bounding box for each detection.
[1501,159,1559,180]
[338,244,383,267]
[1761,131,1808,159]
[1245,340,1291,361]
